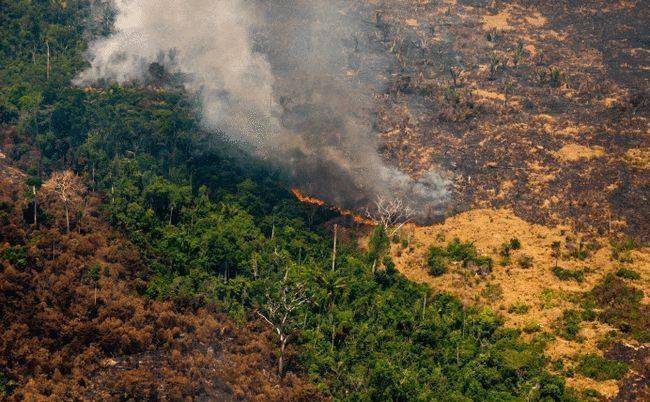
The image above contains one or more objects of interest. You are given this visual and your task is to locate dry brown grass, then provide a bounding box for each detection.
[385,208,649,397]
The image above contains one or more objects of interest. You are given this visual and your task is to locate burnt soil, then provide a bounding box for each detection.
[348,0,649,240]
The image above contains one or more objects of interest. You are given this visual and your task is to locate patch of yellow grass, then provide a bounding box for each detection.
[386,208,650,397]
[554,144,605,162]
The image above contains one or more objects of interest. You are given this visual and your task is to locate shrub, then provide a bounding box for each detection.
[576,354,628,381]
[0,246,28,268]
[611,239,635,263]
[481,283,503,303]
[509,238,521,250]
[508,302,529,314]
[0,373,17,397]
[615,268,640,280]
[590,274,648,341]
[427,255,447,277]
[552,267,584,283]
[557,309,582,340]
[468,255,493,276]
[426,239,493,277]
[568,246,589,260]
[540,288,561,309]
[581,309,596,322]
[518,255,533,268]
[523,321,541,333]
[446,238,477,261]
[500,242,512,257]
[549,67,562,87]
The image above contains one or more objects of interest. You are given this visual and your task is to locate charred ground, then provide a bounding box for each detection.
[340,0,648,239]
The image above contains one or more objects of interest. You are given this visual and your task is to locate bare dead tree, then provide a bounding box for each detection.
[365,195,414,236]
[257,268,309,377]
[40,170,86,233]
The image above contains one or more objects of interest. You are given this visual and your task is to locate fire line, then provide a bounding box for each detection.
[291,188,377,225]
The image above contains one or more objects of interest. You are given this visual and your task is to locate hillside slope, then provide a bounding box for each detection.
[0,172,319,401]
[386,209,649,399]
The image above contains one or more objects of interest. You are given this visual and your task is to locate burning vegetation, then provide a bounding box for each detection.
[0,0,648,400]
[291,188,377,225]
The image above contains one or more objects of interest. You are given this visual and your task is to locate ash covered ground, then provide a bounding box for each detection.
[332,0,648,239]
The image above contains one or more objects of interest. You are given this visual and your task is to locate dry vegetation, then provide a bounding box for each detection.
[384,208,648,398]
[0,176,320,401]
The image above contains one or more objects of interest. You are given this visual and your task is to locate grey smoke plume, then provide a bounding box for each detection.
[76,0,450,219]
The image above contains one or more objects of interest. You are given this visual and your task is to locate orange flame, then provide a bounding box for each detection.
[291,188,376,225]
[291,188,326,206]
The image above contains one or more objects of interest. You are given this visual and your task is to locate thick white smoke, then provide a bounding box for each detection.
[76,0,450,219]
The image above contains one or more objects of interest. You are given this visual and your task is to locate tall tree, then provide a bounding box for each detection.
[40,170,86,233]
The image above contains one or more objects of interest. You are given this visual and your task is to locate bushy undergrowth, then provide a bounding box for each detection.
[576,354,628,381]
[427,238,493,277]
[615,268,640,280]
[588,274,648,342]
[552,266,585,283]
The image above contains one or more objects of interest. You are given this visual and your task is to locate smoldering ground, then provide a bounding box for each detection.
[76,0,450,220]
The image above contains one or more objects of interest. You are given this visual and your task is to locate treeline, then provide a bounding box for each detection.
[1,1,580,400]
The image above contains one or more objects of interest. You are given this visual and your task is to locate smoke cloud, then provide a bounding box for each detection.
[76,0,450,220]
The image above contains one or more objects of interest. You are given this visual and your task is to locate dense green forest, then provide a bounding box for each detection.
[0,1,583,400]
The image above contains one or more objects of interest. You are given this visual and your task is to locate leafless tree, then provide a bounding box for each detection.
[40,170,86,233]
[365,195,414,236]
[257,268,309,377]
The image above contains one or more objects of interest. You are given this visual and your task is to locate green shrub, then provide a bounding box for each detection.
[446,238,477,261]
[523,321,541,333]
[427,255,447,277]
[0,373,17,397]
[500,242,512,257]
[0,246,28,268]
[616,268,640,280]
[426,239,493,277]
[508,302,530,314]
[509,238,521,250]
[576,354,628,381]
[581,309,596,322]
[549,67,562,87]
[540,288,560,310]
[552,266,584,283]
[557,309,582,340]
[468,255,493,275]
[89,263,101,282]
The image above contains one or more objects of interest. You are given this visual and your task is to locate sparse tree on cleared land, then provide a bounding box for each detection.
[40,170,86,233]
